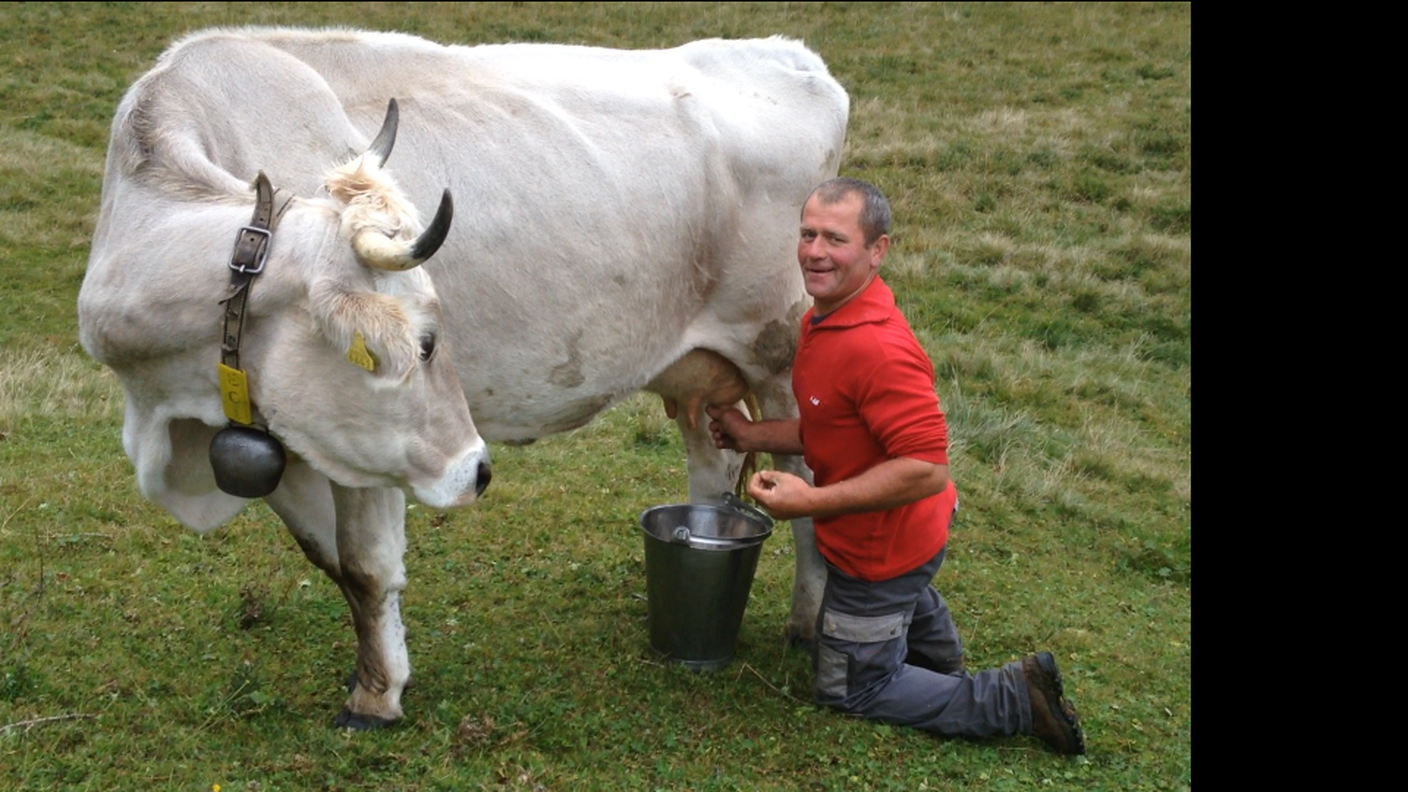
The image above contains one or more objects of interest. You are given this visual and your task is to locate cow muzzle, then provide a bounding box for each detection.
[410,440,492,508]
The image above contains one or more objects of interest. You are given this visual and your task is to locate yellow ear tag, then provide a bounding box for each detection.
[347,331,378,372]
[218,363,253,424]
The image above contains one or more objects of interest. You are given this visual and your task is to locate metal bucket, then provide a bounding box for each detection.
[639,494,773,670]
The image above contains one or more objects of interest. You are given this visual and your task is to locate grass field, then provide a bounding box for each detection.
[1,3,1190,790]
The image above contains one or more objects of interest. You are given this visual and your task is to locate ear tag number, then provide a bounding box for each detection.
[218,363,253,424]
[347,331,378,372]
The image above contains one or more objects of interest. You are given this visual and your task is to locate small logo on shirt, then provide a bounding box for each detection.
[809,396,821,406]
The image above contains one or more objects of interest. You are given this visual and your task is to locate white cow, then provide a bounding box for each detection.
[78,26,848,728]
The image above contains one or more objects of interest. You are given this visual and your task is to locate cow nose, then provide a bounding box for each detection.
[475,460,492,496]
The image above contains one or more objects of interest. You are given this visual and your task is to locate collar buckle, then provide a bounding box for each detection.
[230,225,272,275]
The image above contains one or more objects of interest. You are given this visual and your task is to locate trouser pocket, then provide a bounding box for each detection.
[815,608,907,706]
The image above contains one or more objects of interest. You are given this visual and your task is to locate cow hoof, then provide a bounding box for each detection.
[334,708,397,730]
[785,626,816,653]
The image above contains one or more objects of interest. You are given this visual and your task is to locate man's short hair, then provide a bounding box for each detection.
[808,178,892,247]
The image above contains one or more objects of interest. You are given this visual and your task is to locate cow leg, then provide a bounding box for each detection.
[265,463,410,728]
[776,474,822,647]
[265,458,339,575]
[754,377,826,647]
[327,483,410,729]
[676,408,748,503]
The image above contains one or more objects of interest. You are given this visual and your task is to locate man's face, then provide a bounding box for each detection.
[797,192,889,316]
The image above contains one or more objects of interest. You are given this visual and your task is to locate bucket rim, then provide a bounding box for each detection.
[638,501,774,526]
[638,501,774,548]
[644,528,772,550]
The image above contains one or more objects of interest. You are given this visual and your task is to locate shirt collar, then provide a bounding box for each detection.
[806,276,895,328]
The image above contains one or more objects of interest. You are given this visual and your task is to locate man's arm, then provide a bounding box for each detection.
[747,458,948,521]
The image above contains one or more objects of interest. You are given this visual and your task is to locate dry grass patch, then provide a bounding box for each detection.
[0,350,123,431]
[968,106,1028,134]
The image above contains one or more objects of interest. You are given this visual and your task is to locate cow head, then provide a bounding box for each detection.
[80,99,490,530]
[238,112,489,510]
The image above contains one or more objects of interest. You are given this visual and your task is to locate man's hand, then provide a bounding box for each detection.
[705,406,804,456]
[747,470,814,521]
[705,404,750,451]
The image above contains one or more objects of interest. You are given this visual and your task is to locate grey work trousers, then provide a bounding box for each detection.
[813,547,1033,737]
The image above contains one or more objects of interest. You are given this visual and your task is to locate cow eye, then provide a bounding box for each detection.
[419,332,437,362]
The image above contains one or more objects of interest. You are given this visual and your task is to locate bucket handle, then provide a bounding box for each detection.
[719,491,773,528]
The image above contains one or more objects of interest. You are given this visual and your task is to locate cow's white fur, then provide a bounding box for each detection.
[79,26,847,726]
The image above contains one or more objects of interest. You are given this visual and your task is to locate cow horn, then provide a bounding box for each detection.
[367,98,399,167]
[355,189,454,271]
[409,189,454,261]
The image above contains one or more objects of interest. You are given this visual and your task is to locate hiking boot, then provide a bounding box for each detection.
[1022,652,1086,756]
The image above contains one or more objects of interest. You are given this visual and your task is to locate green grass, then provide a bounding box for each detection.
[1,3,1190,790]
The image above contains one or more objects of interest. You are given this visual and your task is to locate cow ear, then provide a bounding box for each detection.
[307,278,417,380]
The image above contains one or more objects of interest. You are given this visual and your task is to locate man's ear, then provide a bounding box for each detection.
[870,234,891,267]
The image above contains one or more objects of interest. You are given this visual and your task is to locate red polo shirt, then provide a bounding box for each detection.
[793,277,956,581]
